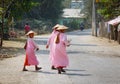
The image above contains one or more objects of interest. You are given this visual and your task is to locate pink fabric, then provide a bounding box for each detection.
[24,54,30,66]
[25,38,39,65]
[47,30,59,64]
[47,31,70,68]
[47,30,59,48]
[24,25,30,33]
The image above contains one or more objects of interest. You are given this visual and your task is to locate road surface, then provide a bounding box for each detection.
[0,29,120,84]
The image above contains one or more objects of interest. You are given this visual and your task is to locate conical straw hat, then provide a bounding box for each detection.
[26,30,35,36]
[56,25,68,30]
[52,24,60,29]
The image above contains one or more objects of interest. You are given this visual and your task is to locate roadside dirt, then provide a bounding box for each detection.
[0,37,26,60]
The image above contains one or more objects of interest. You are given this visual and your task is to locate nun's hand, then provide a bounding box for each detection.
[46,45,49,49]
[68,39,72,43]
[67,44,70,47]
[36,48,39,51]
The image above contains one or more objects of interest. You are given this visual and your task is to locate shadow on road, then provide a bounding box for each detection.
[67,29,91,36]
[40,71,55,74]
[66,69,86,72]
[29,71,56,74]
[64,69,92,76]
[71,43,97,46]
[26,70,92,76]
[65,73,91,76]
[36,50,49,54]
[67,50,88,54]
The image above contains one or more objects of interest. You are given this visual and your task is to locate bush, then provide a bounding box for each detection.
[65,20,80,31]
[15,19,53,34]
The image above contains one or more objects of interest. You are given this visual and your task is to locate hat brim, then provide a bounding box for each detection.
[26,30,34,36]
[56,25,68,30]
[52,24,60,29]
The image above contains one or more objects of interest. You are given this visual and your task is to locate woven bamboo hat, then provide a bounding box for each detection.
[56,25,68,30]
[52,24,60,29]
[26,30,35,36]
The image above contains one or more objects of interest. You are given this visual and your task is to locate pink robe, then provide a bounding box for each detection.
[47,30,59,65]
[48,32,70,68]
[24,25,30,34]
[24,38,39,66]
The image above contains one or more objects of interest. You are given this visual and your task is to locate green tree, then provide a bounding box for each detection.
[0,0,38,47]
[81,0,93,27]
[62,0,71,8]
[97,0,120,20]
[39,0,64,24]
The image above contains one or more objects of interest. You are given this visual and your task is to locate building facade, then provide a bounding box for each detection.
[70,0,84,9]
[59,0,86,29]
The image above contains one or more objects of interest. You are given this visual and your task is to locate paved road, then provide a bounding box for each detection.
[0,29,120,84]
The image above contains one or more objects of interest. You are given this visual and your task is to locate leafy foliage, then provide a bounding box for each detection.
[0,0,39,47]
[39,0,64,24]
[62,0,71,8]
[81,0,93,27]
[82,0,120,24]
[97,0,120,20]
[24,0,65,25]
[0,0,39,20]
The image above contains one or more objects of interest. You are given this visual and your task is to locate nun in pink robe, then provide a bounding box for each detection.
[46,24,60,69]
[25,38,39,65]
[23,30,42,71]
[51,25,70,74]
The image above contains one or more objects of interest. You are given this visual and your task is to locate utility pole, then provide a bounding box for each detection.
[92,0,97,37]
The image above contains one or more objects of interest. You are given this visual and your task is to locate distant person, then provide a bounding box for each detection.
[80,23,84,31]
[117,24,120,32]
[113,25,118,41]
[117,23,120,44]
[23,30,42,71]
[9,28,17,39]
[107,23,111,41]
[24,23,31,34]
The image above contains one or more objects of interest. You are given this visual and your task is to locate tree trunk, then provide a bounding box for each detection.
[0,0,4,47]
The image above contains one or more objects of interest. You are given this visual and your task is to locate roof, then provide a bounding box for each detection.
[108,16,120,25]
[71,0,83,3]
[71,0,82,3]
[62,8,85,18]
